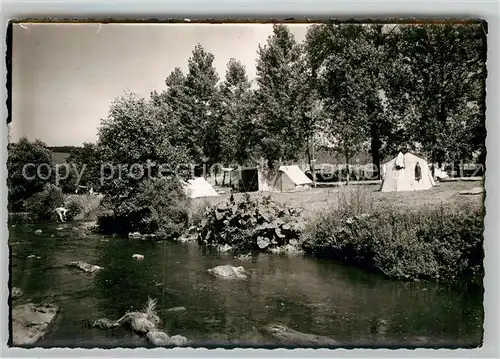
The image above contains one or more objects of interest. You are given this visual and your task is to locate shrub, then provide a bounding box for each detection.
[97,177,189,239]
[24,184,64,221]
[8,137,54,211]
[190,193,305,250]
[64,194,104,221]
[303,202,484,284]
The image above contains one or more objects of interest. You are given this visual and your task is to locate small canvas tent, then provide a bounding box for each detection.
[183,177,219,198]
[433,167,449,180]
[273,165,313,192]
[230,166,273,193]
[380,152,436,192]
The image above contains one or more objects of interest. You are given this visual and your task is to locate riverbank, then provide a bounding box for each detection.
[186,182,484,284]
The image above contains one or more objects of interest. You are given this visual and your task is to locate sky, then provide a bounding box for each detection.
[11,23,310,146]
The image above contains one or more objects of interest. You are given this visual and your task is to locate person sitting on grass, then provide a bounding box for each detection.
[55,207,68,223]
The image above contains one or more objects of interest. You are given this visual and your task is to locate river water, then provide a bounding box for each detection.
[9,217,483,348]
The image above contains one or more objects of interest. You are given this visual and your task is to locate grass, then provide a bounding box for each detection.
[191,181,484,220]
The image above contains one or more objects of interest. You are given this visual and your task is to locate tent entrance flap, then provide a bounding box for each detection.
[233,167,260,192]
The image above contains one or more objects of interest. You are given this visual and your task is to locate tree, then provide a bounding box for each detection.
[185,44,221,170]
[254,24,307,169]
[97,91,190,202]
[306,24,372,184]
[305,23,404,178]
[392,23,487,166]
[62,142,102,193]
[218,58,256,166]
[7,137,54,211]
[152,45,222,174]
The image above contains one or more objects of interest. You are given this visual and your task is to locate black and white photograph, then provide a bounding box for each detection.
[7,20,486,349]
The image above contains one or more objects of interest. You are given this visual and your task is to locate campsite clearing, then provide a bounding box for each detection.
[193,180,484,219]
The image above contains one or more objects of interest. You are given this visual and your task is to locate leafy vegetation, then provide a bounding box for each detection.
[97,177,189,239]
[189,194,304,251]
[303,196,484,284]
[7,137,54,211]
[24,184,64,221]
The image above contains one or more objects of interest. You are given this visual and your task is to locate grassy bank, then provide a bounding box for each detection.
[188,183,484,285]
[302,187,484,284]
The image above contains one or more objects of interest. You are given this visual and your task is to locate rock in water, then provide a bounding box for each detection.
[146,331,189,347]
[67,261,103,273]
[11,303,59,346]
[147,330,171,346]
[170,335,188,346]
[34,229,42,235]
[11,287,23,299]
[207,265,247,279]
[261,324,339,347]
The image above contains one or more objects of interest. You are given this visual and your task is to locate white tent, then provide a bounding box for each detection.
[229,167,276,192]
[380,152,436,192]
[273,165,313,192]
[183,177,219,198]
[433,166,449,180]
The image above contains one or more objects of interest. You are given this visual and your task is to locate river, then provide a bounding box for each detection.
[9,217,483,348]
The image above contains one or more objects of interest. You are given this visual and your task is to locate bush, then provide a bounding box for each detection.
[97,177,189,239]
[24,184,64,221]
[190,193,305,250]
[303,203,484,284]
[8,137,54,211]
[64,194,103,221]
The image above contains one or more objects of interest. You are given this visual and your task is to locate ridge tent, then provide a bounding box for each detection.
[230,167,274,193]
[183,177,219,198]
[273,165,313,192]
[380,152,436,192]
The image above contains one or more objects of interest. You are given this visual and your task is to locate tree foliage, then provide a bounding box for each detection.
[97,91,190,202]
[254,24,310,168]
[7,137,54,210]
[219,58,256,166]
[387,23,487,165]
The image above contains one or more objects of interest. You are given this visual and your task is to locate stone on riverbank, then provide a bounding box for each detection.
[11,303,59,346]
[11,287,23,299]
[146,330,189,347]
[170,334,189,346]
[67,261,103,273]
[261,324,339,346]
[207,265,247,280]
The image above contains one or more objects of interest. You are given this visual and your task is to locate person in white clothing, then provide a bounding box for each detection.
[55,207,68,222]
